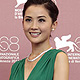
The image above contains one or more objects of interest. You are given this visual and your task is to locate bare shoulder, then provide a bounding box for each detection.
[53,52,69,80]
[55,52,69,69]
[56,52,68,62]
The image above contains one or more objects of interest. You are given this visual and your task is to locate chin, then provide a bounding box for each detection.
[30,40,41,44]
[30,38,48,45]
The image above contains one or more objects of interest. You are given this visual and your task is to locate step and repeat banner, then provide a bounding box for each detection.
[0,0,80,80]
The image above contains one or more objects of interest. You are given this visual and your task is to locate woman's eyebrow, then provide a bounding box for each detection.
[37,16,46,18]
[24,16,46,18]
[25,16,32,18]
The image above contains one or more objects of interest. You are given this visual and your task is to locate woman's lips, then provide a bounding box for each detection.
[29,32,41,38]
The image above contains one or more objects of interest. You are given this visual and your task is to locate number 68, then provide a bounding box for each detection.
[0,36,20,52]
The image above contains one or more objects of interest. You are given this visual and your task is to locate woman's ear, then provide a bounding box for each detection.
[51,21,58,31]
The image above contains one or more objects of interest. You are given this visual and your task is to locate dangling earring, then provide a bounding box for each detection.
[52,29,54,31]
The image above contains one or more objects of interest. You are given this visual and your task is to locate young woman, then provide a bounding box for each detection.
[9,0,69,80]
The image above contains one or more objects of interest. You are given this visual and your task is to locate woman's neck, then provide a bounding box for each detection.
[31,41,51,56]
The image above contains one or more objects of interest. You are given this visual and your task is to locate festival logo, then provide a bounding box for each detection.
[54,34,80,52]
[14,0,57,19]
[54,34,80,63]
[52,0,57,5]
[15,0,28,19]
[15,0,28,8]
[0,36,20,63]
[0,36,20,52]
[15,0,57,8]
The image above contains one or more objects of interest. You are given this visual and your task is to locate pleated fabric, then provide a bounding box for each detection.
[9,49,65,80]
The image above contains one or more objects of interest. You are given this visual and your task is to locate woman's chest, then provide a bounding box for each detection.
[24,58,41,80]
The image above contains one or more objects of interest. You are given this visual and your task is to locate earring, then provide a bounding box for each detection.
[52,29,54,31]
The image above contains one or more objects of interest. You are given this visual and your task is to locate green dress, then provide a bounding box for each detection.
[9,49,65,80]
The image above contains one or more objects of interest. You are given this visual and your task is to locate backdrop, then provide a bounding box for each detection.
[0,0,80,80]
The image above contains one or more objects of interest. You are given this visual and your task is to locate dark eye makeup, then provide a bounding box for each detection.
[38,19,46,22]
[25,19,32,22]
[25,18,46,23]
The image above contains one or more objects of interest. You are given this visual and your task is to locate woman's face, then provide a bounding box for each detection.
[23,5,55,44]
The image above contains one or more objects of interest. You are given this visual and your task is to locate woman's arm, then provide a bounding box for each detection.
[53,52,69,80]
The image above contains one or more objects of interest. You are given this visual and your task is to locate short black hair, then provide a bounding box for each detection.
[23,0,59,23]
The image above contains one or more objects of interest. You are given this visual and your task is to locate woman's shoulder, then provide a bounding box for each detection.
[54,49,67,58]
[54,50,69,80]
[9,58,26,79]
[47,49,67,61]
[13,58,25,65]
[51,49,66,56]
[11,58,26,70]
[53,49,68,70]
[52,49,66,53]
[55,51,68,60]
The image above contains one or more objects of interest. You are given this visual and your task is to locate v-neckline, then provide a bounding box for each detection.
[23,49,54,80]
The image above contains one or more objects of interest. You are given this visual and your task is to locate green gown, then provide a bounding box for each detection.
[9,49,65,80]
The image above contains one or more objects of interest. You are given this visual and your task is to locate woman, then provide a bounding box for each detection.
[9,0,69,80]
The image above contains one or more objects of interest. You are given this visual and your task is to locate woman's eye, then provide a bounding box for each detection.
[38,19,45,22]
[25,19,32,22]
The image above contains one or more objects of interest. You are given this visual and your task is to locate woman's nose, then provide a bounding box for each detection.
[30,21,38,30]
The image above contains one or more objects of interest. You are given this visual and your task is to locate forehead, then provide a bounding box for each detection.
[24,5,50,17]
